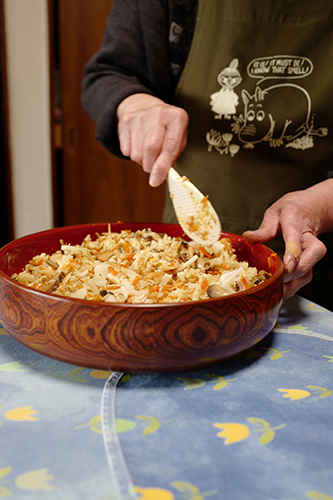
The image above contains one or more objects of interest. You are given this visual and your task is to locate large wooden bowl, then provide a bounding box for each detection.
[0,223,283,372]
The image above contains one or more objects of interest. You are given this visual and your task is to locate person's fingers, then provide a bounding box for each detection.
[117,119,132,158]
[283,269,313,299]
[284,240,302,260]
[141,124,167,175]
[117,102,188,186]
[147,109,188,186]
[126,118,146,166]
[149,124,188,187]
[118,110,147,165]
[275,206,304,275]
[283,232,326,284]
[283,240,301,274]
[242,210,280,243]
[280,199,326,277]
[241,184,332,300]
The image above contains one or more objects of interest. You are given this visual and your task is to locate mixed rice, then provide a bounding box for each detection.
[12,227,270,304]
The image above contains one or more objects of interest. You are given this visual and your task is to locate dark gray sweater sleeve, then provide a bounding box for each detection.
[81,0,172,157]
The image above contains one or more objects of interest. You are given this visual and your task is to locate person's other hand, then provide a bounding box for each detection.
[117,94,189,186]
[243,180,333,299]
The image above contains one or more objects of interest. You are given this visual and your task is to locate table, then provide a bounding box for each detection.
[1,295,333,500]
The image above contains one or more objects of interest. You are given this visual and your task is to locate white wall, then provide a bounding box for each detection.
[4,0,53,239]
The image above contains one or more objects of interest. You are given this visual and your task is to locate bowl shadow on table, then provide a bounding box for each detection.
[279,295,319,320]
[103,335,280,393]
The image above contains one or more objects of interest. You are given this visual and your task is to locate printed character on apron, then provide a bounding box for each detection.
[210,58,242,120]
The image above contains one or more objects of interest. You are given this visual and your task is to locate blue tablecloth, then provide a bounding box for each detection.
[1,295,333,500]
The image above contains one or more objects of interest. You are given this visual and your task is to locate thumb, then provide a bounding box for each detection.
[283,240,301,274]
[242,213,280,244]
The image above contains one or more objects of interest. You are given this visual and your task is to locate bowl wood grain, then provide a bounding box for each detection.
[0,223,283,372]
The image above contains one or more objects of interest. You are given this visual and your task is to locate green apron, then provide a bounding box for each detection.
[164,0,333,246]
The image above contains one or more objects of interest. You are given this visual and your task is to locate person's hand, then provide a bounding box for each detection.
[243,179,333,299]
[117,94,189,186]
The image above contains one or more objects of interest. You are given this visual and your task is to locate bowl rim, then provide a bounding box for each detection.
[0,222,284,308]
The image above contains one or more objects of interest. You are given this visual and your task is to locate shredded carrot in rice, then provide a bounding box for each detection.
[12,227,270,304]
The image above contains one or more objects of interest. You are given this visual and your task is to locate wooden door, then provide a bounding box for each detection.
[56,0,165,226]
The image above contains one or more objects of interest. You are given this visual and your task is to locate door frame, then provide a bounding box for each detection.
[0,0,14,245]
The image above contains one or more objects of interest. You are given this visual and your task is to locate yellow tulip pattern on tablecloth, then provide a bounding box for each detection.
[1,295,333,499]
